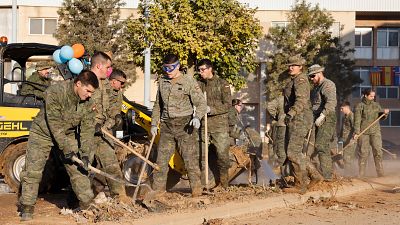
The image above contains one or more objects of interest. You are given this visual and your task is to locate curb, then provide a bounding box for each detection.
[130,176,400,225]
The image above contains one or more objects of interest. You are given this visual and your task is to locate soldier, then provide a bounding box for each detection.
[266,95,286,168]
[197,59,232,189]
[19,70,99,221]
[229,99,244,145]
[339,101,356,175]
[90,52,129,202]
[354,89,389,177]
[108,69,127,136]
[20,61,54,100]
[308,64,337,181]
[283,55,312,194]
[150,54,207,197]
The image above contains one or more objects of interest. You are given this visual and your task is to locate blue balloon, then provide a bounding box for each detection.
[60,45,74,62]
[68,58,84,74]
[52,49,65,64]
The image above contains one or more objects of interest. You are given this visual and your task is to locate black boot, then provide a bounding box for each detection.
[20,205,34,221]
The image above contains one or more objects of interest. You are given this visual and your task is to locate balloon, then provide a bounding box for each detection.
[72,43,85,58]
[52,49,65,64]
[68,58,84,74]
[60,45,74,62]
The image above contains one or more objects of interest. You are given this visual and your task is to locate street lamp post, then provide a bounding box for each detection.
[143,0,151,108]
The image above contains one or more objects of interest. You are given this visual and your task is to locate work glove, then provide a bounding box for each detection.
[94,123,103,136]
[81,156,90,171]
[189,117,201,129]
[206,106,211,115]
[284,114,292,125]
[315,113,326,127]
[64,151,78,160]
[150,125,158,137]
[239,131,247,141]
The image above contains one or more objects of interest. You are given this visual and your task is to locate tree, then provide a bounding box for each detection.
[55,0,137,83]
[126,0,262,89]
[265,0,361,102]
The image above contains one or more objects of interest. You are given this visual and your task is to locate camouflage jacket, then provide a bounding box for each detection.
[31,80,96,157]
[310,78,337,117]
[267,95,286,127]
[354,97,385,135]
[151,74,207,126]
[198,75,231,132]
[340,112,354,143]
[92,79,122,129]
[20,71,51,100]
[284,72,312,118]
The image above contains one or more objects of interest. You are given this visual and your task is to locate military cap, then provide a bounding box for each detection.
[307,64,325,76]
[36,61,54,71]
[287,55,306,66]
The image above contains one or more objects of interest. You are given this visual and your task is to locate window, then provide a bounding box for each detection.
[271,21,289,28]
[29,18,57,35]
[377,28,399,47]
[380,110,400,127]
[355,28,372,47]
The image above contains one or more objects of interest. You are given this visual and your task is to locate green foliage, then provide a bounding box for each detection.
[126,0,262,89]
[265,0,361,102]
[55,0,137,83]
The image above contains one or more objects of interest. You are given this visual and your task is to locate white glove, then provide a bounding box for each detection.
[189,117,201,129]
[315,113,326,127]
[206,106,211,114]
[150,125,158,137]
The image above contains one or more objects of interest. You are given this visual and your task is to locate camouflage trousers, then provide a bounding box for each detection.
[343,139,357,175]
[95,136,125,196]
[199,130,230,186]
[285,115,308,185]
[358,133,383,177]
[272,125,286,166]
[313,114,336,179]
[152,116,201,191]
[20,130,94,206]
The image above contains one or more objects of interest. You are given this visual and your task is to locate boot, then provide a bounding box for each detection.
[20,205,34,221]
[191,185,202,197]
[115,194,133,205]
[79,200,94,211]
[359,163,366,178]
[219,172,229,189]
[307,174,323,190]
[375,160,384,177]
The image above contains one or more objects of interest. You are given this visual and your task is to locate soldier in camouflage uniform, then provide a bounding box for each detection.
[339,101,356,175]
[228,99,244,145]
[354,89,389,177]
[308,64,337,181]
[283,55,312,194]
[20,61,54,100]
[197,59,232,188]
[267,95,286,167]
[90,52,128,201]
[150,54,207,197]
[19,70,99,221]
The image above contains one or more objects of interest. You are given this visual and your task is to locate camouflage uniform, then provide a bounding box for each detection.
[92,79,125,196]
[228,107,241,145]
[151,74,207,193]
[20,80,95,208]
[354,98,385,177]
[310,78,337,180]
[284,72,312,186]
[339,111,356,172]
[267,96,286,166]
[20,71,51,100]
[198,75,232,187]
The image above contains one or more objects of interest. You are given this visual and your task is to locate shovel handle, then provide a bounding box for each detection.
[204,92,209,191]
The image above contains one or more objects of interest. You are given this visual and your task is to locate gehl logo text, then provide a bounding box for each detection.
[0,121,30,131]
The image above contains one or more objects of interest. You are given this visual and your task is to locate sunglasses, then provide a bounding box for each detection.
[309,74,316,79]
[162,61,180,73]
[116,79,125,85]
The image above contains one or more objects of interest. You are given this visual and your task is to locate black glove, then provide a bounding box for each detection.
[284,114,292,125]
[94,123,102,136]
[64,151,77,160]
[81,156,90,171]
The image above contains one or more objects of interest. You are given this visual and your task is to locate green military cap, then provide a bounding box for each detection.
[35,61,54,71]
[307,64,325,76]
[287,55,306,66]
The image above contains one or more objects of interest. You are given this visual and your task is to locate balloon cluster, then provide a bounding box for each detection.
[53,44,85,74]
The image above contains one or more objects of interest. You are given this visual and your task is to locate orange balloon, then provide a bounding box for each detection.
[72,43,85,58]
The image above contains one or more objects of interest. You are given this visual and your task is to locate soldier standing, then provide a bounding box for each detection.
[228,99,244,145]
[150,54,207,197]
[266,95,286,168]
[91,52,129,202]
[283,55,312,194]
[308,64,337,181]
[339,101,356,175]
[354,89,389,177]
[197,59,232,189]
[19,70,99,221]
[20,61,53,100]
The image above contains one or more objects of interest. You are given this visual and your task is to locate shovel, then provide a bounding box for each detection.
[204,92,210,193]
